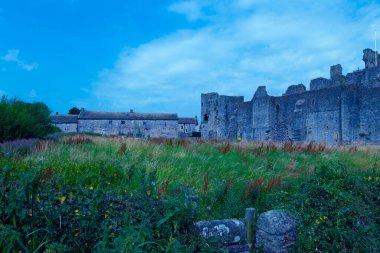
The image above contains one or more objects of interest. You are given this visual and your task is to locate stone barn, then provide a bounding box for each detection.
[77,110,179,138]
[51,114,78,133]
[51,110,180,138]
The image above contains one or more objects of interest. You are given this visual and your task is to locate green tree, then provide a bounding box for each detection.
[68,107,81,115]
[0,96,58,142]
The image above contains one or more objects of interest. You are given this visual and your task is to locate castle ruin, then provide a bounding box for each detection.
[200,49,380,144]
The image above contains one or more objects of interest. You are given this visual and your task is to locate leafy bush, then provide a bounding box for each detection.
[270,162,380,252]
[0,164,209,252]
[0,96,58,142]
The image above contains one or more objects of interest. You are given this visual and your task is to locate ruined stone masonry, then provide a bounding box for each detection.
[201,49,380,144]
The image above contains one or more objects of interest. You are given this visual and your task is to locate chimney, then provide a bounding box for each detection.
[130,109,134,113]
[55,112,59,115]
[81,108,85,112]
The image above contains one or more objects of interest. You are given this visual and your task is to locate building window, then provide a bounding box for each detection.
[109,120,112,124]
[204,114,209,122]
[121,120,125,124]
[185,129,188,133]
[181,125,183,129]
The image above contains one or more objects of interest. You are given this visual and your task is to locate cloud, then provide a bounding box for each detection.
[94,0,380,116]
[168,1,208,21]
[2,49,38,71]
[28,89,38,99]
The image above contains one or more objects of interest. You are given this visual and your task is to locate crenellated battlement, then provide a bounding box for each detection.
[200,49,380,144]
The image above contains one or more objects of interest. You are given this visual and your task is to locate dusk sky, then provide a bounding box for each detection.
[1,0,379,117]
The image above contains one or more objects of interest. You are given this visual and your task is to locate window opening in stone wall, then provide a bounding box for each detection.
[204,114,209,121]
[181,125,183,129]
[276,104,280,112]
[109,120,112,124]
[121,120,125,124]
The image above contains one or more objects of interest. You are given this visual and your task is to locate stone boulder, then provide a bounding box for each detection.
[194,219,246,246]
[255,210,297,253]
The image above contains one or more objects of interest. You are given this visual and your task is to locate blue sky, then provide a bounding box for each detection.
[0,0,379,117]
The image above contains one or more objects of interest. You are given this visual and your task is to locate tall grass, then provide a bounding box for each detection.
[10,135,376,215]
[1,134,378,252]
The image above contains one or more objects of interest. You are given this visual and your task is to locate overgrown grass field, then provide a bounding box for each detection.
[1,135,379,252]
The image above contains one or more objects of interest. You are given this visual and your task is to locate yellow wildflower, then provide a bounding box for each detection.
[147,190,151,196]
[75,209,80,216]
[368,176,372,181]
[89,186,94,190]
[36,196,40,203]
[316,220,320,224]
[104,213,109,219]
[59,196,66,204]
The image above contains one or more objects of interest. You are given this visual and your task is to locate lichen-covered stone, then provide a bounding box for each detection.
[255,210,297,253]
[194,219,246,246]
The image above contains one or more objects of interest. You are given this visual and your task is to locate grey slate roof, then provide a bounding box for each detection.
[178,117,197,124]
[51,115,79,124]
[78,110,178,120]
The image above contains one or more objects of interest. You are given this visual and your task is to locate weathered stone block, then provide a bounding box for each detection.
[194,219,247,246]
[255,210,297,253]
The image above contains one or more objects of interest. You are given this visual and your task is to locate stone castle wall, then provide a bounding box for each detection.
[200,49,380,144]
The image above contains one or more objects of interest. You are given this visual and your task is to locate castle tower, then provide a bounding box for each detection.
[330,64,345,86]
[363,49,380,69]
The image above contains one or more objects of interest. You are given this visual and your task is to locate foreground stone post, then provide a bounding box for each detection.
[255,210,297,253]
[245,208,256,244]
